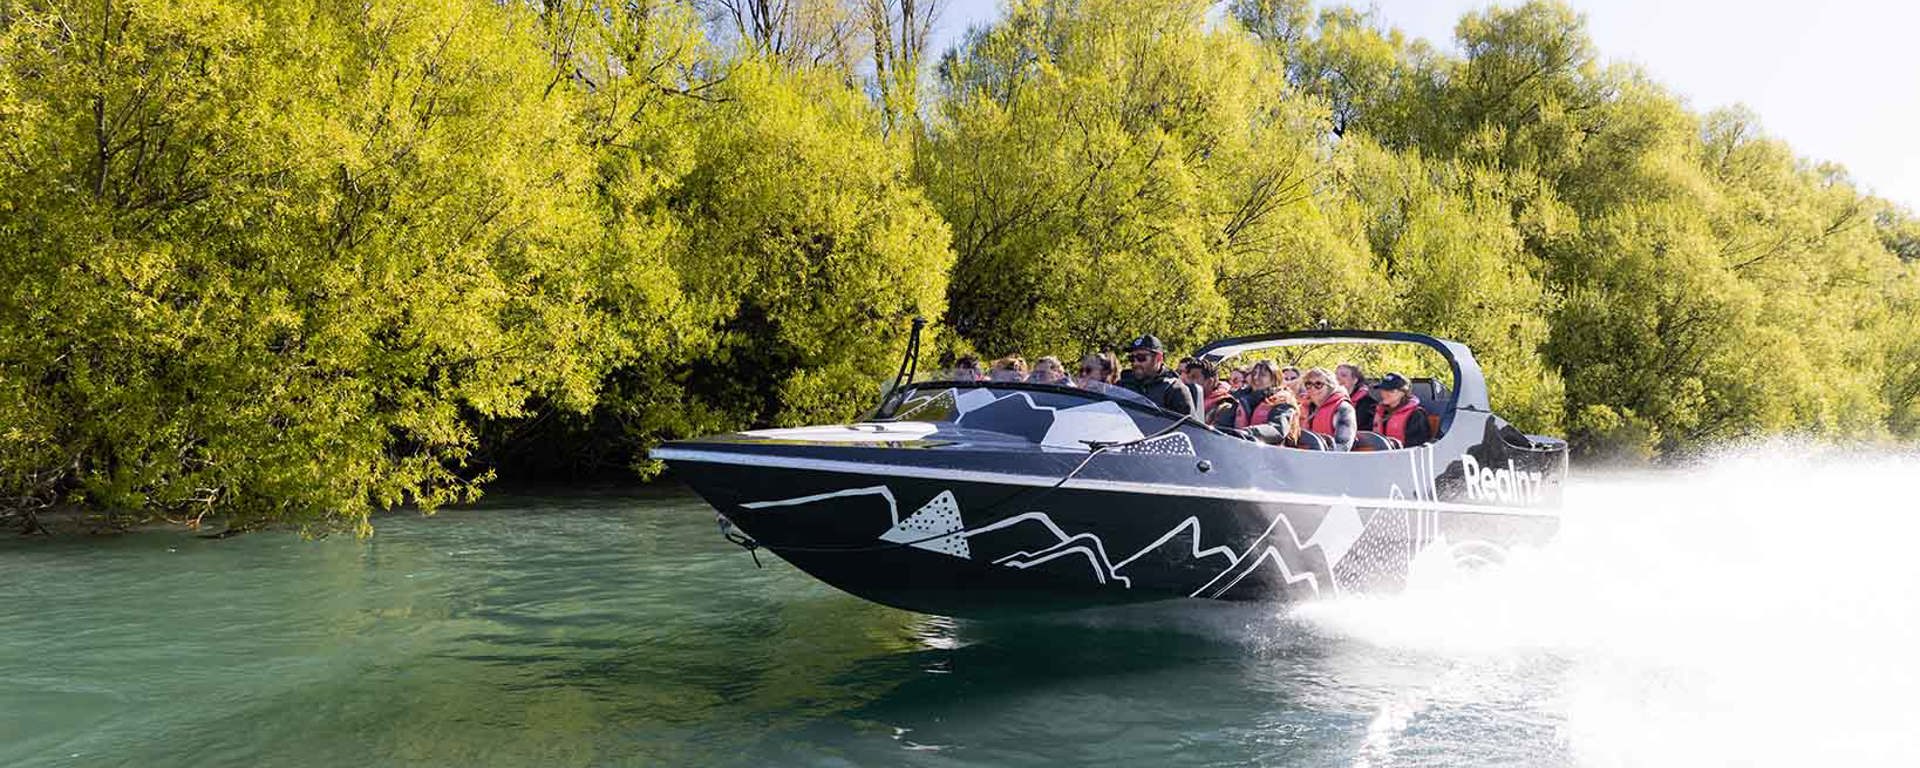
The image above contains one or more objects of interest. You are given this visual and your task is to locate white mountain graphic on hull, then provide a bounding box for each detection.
[741,485,1376,597]
[878,490,971,559]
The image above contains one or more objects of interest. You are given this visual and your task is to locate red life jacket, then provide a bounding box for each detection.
[1347,384,1370,407]
[1306,396,1346,434]
[1236,389,1281,428]
[1201,383,1235,423]
[1374,396,1423,443]
[1202,382,1235,411]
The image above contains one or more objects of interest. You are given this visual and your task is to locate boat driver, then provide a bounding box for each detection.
[1117,334,1200,419]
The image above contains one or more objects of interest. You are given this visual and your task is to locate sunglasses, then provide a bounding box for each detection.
[1128,353,1154,362]
[1305,381,1327,389]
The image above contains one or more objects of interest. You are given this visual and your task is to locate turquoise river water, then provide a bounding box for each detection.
[3,447,1917,767]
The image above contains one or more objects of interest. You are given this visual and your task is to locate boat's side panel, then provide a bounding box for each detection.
[661,383,1567,617]
[674,459,1557,618]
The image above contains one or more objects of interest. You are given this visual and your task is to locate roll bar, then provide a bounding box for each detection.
[1193,330,1491,414]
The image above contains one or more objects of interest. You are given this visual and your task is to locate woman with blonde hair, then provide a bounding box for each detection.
[988,355,1028,382]
[1301,366,1356,451]
[1028,356,1068,385]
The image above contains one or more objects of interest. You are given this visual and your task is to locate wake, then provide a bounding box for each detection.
[1299,442,1920,767]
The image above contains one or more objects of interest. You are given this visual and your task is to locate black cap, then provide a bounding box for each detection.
[1375,372,1411,392]
[1124,334,1164,352]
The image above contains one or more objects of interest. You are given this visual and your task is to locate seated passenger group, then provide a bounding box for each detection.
[946,334,1434,450]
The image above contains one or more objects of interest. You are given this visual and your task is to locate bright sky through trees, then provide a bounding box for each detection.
[935,0,1920,210]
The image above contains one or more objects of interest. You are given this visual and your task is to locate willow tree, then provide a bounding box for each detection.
[1330,138,1564,432]
[494,38,954,478]
[921,0,1363,357]
[1235,0,1918,454]
[636,57,953,440]
[0,0,612,532]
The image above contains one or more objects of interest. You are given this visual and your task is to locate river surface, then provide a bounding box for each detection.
[4,447,1917,767]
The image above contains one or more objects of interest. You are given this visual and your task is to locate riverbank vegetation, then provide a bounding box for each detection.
[4,0,1915,532]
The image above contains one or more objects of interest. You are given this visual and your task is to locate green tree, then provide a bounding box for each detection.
[1333,138,1563,431]
[923,0,1354,356]
[497,46,954,479]
[0,0,611,532]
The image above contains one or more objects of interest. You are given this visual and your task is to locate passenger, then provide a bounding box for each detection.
[1227,366,1248,391]
[1074,352,1119,390]
[1175,356,1207,413]
[988,355,1028,382]
[1301,366,1356,451]
[950,354,984,382]
[1117,334,1198,418]
[1336,363,1379,432]
[1232,360,1274,420]
[1189,359,1240,429]
[1029,356,1069,385]
[1371,373,1434,448]
[1280,365,1304,401]
[1259,386,1302,446]
[1234,361,1299,441]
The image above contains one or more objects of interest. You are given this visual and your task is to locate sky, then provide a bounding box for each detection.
[928,0,1920,211]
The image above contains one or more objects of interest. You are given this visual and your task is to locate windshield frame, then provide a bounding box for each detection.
[1195,330,1486,418]
[869,379,1173,423]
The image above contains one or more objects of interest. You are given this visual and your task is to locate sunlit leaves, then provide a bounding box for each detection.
[0,0,605,532]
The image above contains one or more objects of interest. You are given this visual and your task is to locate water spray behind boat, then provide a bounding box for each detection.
[1294,442,1920,767]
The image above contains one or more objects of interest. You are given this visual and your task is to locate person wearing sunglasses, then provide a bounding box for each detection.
[1301,366,1356,451]
[1116,334,1198,418]
[1073,352,1119,391]
[1280,365,1304,401]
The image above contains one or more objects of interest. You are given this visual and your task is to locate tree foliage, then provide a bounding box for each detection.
[1,0,609,532]
[3,0,1915,532]
[922,0,1349,355]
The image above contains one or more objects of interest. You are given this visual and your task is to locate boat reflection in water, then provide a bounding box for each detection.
[653,330,1567,618]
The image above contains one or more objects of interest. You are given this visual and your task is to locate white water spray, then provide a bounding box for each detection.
[1300,443,1920,767]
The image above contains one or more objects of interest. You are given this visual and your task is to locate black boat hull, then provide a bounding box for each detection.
[658,330,1568,618]
[669,444,1560,618]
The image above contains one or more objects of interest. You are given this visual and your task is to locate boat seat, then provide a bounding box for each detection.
[1294,431,1330,451]
[1205,399,1240,427]
[1412,377,1451,431]
[1351,431,1394,452]
[1411,378,1440,405]
[1244,423,1288,446]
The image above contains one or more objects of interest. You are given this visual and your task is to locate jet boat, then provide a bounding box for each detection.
[654,329,1567,617]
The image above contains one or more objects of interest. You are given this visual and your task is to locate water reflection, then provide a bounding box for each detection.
[0,485,1589,768]
[1,487,1434,767]
[21,451,1905,768]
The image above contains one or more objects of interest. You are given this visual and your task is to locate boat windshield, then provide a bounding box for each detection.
[872,379,1161,421]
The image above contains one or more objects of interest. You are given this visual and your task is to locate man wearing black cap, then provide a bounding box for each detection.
[1117,334,1198,418]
